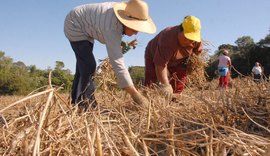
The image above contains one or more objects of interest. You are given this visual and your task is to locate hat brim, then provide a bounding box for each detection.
[113,2,156,34]
[184,32,201,42]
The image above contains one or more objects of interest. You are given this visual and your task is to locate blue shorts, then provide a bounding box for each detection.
[218,67,228,76]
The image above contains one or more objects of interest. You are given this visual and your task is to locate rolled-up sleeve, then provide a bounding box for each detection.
[103,30,134,88]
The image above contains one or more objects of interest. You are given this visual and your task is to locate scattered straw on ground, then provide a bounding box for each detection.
[0,64,270,156]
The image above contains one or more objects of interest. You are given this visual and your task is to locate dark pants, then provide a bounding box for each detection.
[254,74,262,82]
[70,40,96,105]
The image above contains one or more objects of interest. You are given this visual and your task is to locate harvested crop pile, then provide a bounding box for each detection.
[0,64,270,156]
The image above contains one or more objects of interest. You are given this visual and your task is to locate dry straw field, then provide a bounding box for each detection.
[0,59,270,156]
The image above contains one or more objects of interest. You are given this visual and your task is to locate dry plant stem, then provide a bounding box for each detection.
[141,139,150,156]
[84,118,94,156]
[146,102,151,131]
[33,89,54,156]
[26,85,50,96]
[24,104,34,123]
[169,117,176,156]
[118,126,140,156]
[242,107,270,133]
[209,129,213,156]
[99,128,115,156]
[54,91,72,111]
[58,103,79,141]
[99,123,120,156]
[0,88,54,113]
[7,126,33,154]
[90,123,97,153]
[95,122,103,156]
[0,114,8,128]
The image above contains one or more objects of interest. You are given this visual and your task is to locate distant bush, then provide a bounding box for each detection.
[0,51,73,95]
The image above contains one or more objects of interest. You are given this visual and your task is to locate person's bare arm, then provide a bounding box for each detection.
[155,64,170,85]
[124,85,148,105]
[124,85,138,95]
[155,64,173,98]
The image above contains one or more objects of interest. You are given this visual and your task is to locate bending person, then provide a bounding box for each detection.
[64,0,156,110]
[144,16,203,97]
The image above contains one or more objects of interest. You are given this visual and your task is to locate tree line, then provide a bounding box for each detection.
[206,33,270,80]
[0,52,73,95]
[0,32,269,95]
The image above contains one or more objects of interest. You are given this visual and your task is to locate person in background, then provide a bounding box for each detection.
[252,62,263,82]
[217,49,231,89]
[64,0,156,111]
[144,15,203,98]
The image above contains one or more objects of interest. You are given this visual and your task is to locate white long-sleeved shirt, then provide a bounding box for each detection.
[252,66,262,75]
[64,2,133,88]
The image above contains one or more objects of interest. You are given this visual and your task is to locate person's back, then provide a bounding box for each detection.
[64,2,121,44]
[218,55,230,67]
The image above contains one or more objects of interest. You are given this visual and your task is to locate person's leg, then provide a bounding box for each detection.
[218,67,229,89]
[144,57,157,87]
[254,74,261,82]
[219,76,224,88]
[219,75,228,89]
[71,62,80,105]
[223,72,229,89]
[168,65,187,93]
[70,40,96,110]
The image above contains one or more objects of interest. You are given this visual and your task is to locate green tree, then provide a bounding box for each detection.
[129,66,145,85]
[0,52,75,95]
[51,61,73,92]
[249,32,270,76]
[0,52,33,95]
[28,65,48,89]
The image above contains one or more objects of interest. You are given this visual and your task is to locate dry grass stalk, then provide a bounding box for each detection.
[185,50,208,87]
[119,126,140,156]
[33,89,54,156]
[95,121,103,156]
[0,88,54,113]
[84,118,94,156]
[168,117,176,156]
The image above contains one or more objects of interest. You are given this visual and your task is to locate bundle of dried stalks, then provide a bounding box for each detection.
[185,49,208,88]
[95,57,118,91]
[0,68,270,156]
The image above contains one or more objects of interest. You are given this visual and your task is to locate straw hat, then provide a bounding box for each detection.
[182,16,201,42]
[113,0,156,34]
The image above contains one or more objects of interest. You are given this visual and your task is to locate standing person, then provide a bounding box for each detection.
[144,15,203,97]
[64,0,156,110]
[251,62,263,82]
[217,49,231,89]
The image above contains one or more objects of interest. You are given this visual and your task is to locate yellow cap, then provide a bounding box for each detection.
[182,16,201,42]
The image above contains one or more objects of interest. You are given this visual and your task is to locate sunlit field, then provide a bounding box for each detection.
[0,76,269,156]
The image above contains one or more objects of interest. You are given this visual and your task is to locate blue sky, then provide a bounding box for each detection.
[1,0,269,73]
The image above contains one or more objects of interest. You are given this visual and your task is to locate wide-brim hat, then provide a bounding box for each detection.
[182,16,201,42]
[114,0,156,34]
